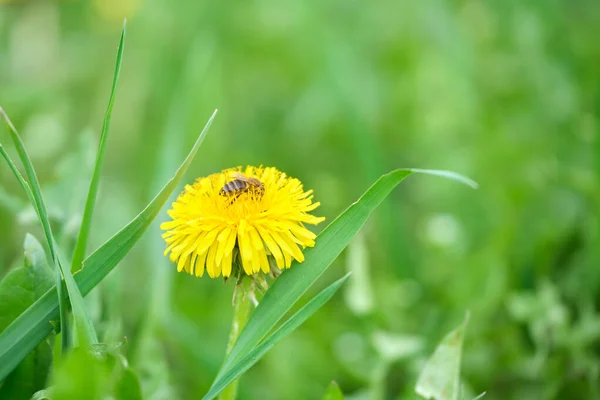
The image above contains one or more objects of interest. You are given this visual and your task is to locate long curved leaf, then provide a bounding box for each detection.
[0,108,88,349]
[204,274,351,400]
[215,169,476,378]
[0,109,217,381]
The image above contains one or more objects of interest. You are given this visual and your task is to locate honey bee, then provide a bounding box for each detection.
[220,172,264,199]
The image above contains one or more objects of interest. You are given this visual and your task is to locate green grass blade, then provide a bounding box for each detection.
[71,19,127,274]
[0,145,34,202]
[0,110,73,351]
[204,274,351,400]
[403,169,478,189]
[216,169,476,377]
[56,242,98,345]
[0,108,59,274]
[0,109,217,382]
[1,108,96,346]
[76,109,216,289]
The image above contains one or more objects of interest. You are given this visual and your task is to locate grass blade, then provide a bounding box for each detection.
[0,109,217,382]
[216,169,476,377]
[204,274,351,400]
[56,241,98,345]
[0,109,75,350]
[71,19,127,274]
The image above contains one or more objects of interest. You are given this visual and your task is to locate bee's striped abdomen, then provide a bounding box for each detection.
[220,179,248,195]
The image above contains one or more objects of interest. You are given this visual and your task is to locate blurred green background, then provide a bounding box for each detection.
[1,0,600,399]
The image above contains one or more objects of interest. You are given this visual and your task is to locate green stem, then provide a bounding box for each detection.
[218,277,254,400]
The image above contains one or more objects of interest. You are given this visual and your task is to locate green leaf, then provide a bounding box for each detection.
[204,274,350,400]
[0,234,54,400]
[215,169,476,379]
[31,388,53,400]
[0,107,69,349]
[0,109,217,382]
[415,313,470,400]
[50,347,112,399]
[0,235,54,330]
[114,366,144,400]
[56,242,98,346]
[0,108,84,350]
[322,381,344,400]
[41,346,143,400]
[71,19,126,274]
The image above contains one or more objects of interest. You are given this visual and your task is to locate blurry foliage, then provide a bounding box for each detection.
[322,381,344,400]
[0,235,54,399]
[1,0,600,399]
[415,314,469,400]
[33,345,143,400]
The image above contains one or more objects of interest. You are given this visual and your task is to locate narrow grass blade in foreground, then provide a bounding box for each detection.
[0,115,71,351]
[213,169,477,381]
[0,110,217,382]
[0,108,97,349]
[0,148,71,345]
[72,19,126,274]
[204,274,351,400]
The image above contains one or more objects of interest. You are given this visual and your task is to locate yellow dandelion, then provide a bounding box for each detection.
[160,166,325,278]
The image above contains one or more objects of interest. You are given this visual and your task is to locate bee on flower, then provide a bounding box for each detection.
[160,166,324,280]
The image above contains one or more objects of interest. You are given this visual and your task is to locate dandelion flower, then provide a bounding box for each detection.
[161,166,325,278]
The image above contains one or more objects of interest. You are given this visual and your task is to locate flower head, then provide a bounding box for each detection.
[161,166,325,278]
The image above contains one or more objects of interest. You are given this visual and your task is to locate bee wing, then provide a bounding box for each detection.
[231,171,249,181]
[230,171,263,187]
[232,171,262,183]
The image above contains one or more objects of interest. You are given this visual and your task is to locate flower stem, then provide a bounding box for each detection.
[218,277,254,400]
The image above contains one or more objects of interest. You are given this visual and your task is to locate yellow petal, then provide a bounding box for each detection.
[238,229,254,275]
[224,226,237,255]
[248,226,264,250]
[222,249,233,277]
[256,226,284,270]
[215,227,232,265]
[196,229,221,255]
[206,242,220,278]
[258,244,270,273]
[194,249,208,277]
[251,249,261,273]
[282,247,292,268]
[280,231,304,262]
[177,252,189,273]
